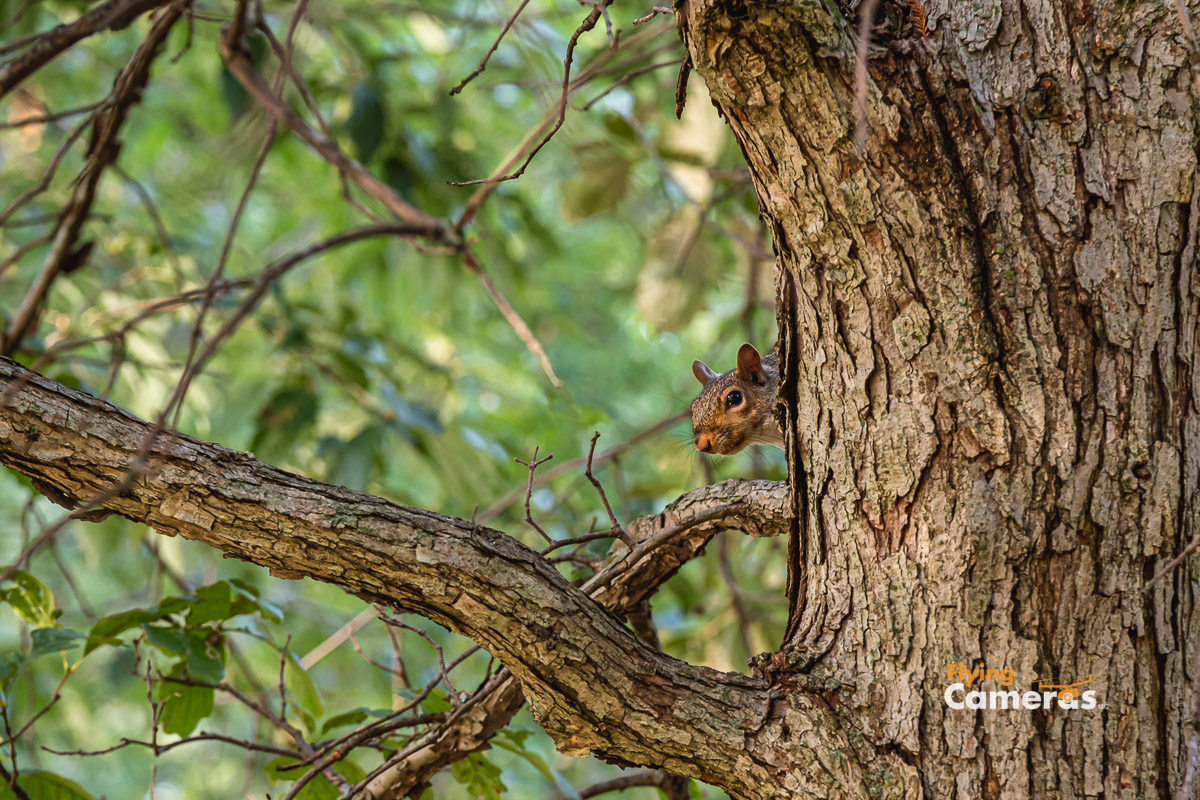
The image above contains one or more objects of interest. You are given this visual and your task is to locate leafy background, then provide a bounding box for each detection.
[0,0,785,797]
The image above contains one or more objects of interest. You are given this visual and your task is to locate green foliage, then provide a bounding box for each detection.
[0,771,92,800]
[0,572,59,629]
[451,752,506,799]
[157,669,215,737]
[0,0,783,796]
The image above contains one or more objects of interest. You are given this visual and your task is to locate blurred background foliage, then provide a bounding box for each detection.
[0,0,785,797]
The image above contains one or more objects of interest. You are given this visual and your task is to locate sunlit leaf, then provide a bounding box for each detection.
[0,571,56,628]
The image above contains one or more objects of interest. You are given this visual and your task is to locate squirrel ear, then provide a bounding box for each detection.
[736,343,766,385]
[692,360,718,386]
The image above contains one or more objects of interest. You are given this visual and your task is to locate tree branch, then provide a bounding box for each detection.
[0,358,864,799]
[0,0,173,99]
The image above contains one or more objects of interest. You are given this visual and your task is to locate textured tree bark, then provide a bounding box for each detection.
[676,0,1199,796]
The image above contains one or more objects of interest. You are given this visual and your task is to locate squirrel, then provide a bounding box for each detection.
[690,343,785,455]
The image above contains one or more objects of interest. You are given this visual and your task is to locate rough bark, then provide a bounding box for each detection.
[676,0,1199,796]
[0,358,916,800]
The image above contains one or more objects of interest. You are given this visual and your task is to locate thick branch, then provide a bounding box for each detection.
[0,358,865,800]
[0,0,172,99]
[366,478,788,798]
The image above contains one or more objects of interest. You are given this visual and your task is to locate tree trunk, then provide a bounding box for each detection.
[677,0,1199,796]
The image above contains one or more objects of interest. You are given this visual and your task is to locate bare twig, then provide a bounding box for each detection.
[449,0,612,214]
[462,249,563,386]
[173,117,278,427]
[514,447,555,543]
[580,58,683,111]
[579,0,617,49]
[1145,531,1200,590]
[449,0,532,95]
[581,503,748,596]
[43,732,302,759]
[585,432,634,546]
[0,108,97,229]
[633,6,673,25]
[0,762,31,800]
[476,411,687,524]
[0,234,51,280]
[300,607,378,669]
[575,769,676,798]
[218,32,447,233]
[0,101,104,129]
[674,53,691,118]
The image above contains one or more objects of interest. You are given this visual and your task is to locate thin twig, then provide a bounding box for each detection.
[0,101,103,129]
[462,249,562,386]
[0,107,98,229]
[449,0,532,95]
[585,432,633,546]
[448,0,611,208]
[2,0,188,356]
[633,6,673,25]
[580,58,683,111]
[1145,531,1200,590]
[476,411,687,524]
[514,447,555,543]
[580,503,748,596]
[300,607,378,669]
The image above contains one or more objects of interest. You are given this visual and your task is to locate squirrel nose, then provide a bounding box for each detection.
[694,433,713,453]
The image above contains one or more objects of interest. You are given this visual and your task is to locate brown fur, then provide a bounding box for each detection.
[689,343,784,456]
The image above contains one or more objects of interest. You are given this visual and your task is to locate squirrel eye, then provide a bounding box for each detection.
[725,390,743,408]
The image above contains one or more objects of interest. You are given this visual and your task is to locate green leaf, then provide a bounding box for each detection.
[0,770,93,799]
[327,427,381,491]
[348,82,386,163]
[160,682,214,736]
[284,651,323,719]
[230,579,283,623]
[320,709,368,735]
[561,155,632,221]
[183,631,226,684]
[333,758,366,785]
[85,595,195,655]
[422,687,452,714]
[28,628,84,662]
[449,753,505,800]
[0,657,24,693]
[140,625,225,683]
[188,582,232,626]
[86,609,154,654]
[602,112,637,141]
[0,572,56,628]
[141,624,191,656]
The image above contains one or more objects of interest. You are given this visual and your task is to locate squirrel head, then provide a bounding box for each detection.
[689,343,779,456]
